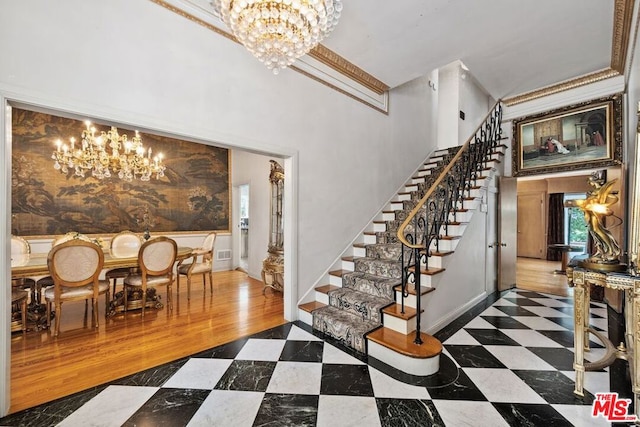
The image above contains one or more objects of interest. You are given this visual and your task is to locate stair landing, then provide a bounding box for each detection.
[367,327,442,376]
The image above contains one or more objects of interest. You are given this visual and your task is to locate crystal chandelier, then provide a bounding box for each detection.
[52,121,166,182]
[212,0,343,74]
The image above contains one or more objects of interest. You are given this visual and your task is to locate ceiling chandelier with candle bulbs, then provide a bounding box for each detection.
[211,0,343,74]
[52,121,166,182]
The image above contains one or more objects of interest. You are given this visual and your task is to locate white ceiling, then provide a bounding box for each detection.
[177,0,625,101]
[321,0,614,98]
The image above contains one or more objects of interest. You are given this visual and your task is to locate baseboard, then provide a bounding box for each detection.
[425,291,488,335]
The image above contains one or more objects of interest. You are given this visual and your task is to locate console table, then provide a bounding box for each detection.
[568,266,638,420]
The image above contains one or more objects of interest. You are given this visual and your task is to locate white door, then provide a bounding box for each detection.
[485,188,498,293]
[498,177,517,291]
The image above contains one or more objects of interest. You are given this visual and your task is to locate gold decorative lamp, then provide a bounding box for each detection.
[565,172,625,272]
[262,160,284,293]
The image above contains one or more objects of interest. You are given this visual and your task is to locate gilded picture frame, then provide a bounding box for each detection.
[512,94,623,177]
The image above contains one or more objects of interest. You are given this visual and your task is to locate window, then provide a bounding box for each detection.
[564,193,588,250]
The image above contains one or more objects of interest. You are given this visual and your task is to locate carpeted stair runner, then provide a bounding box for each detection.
[311,147,461,354]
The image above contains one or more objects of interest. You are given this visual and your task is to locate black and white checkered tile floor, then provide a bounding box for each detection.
[0,289,631,426]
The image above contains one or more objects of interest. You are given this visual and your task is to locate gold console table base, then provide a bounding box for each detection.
[569,267,639,423]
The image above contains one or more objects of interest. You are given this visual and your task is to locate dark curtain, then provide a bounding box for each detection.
[546,193,564,261]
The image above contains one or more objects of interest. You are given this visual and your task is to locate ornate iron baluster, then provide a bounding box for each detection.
[397,101,503,345]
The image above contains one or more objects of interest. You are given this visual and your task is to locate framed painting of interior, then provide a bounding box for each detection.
[512,93,623,177]
[11,108,230,237]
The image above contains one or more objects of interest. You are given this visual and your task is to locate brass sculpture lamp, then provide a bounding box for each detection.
[565,172,625,272]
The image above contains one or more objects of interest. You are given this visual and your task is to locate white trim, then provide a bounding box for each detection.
[0,88,300,416]
[1,95,11,417]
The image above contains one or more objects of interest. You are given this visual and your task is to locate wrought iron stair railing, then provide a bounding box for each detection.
[396,100,503,345]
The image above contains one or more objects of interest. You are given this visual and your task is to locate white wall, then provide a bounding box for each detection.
[0,1,437,415]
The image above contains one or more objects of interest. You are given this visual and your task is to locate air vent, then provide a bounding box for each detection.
[216,249,232,261]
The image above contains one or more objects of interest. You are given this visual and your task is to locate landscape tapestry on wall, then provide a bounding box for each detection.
[512,94,623,177]
[12,108,230,236]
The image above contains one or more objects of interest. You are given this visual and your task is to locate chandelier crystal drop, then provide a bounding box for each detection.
[212,0,343,74]
[51,121,166,182]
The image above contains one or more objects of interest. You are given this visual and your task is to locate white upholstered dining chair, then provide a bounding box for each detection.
[37,232,94,297]
[11,235,36,290]
[123,236,177,319]
[176,232,216,300]
[105,230,142,295]
[44,239,110,337]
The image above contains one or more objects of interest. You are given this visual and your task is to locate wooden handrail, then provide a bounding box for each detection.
[396,100,503,249]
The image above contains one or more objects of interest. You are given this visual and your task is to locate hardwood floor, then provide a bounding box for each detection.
[516,256,572,297]
[9,270,285,414]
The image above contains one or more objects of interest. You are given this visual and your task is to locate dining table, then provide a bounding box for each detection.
[11,246,194,324]
[11,246,194,278]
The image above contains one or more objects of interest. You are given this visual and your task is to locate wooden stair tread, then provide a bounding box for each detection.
[439,235,461,240]
[299,301,327,313]
[420,250,454,257]
[394,284,436,296]
[367,327,442,359]
[342,256,359,262]
[373,220,386,224]
[382,304,423,320]
[329,269,349,277]
[353,243,366,249]
[408,266,445,276]
[316,284,341,294]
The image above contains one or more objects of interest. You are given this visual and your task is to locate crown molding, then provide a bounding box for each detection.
[506,0,635,106]
[503,69,621,106]
[611,0,636,73]
[149,0,389,112]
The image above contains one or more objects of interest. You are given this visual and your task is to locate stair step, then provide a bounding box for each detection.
[382,304,422,320]
[342,256,359,263]
[299,301,327,313]
[427,250,454,257]
[316,284,341,294]
[313,306,379,354]
[367,327,442,359]
[328,288,393,323]
[439,235,461,241]
[394,284,436,296]
[342,271,400,300]
[355,257,402,279]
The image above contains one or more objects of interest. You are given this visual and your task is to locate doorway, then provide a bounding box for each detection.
[238,184,249,273]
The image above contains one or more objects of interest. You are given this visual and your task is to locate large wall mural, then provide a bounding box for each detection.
[12,108,230,236]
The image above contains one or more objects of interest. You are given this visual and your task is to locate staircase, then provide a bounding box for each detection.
[298,102,505,377]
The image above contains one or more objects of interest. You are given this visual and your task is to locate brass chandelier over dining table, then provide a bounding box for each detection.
[52,121,166,182]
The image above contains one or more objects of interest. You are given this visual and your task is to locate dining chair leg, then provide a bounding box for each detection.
[54,302,62,337]
[20,298,27,333]
[105,291,110,319]
[46,301,52,329]
[187,276,191,300]
[141,285,147,320]
[93,298,99,329]
[123,284,128,312]
[167,283,173,311]
[208,271,214,294]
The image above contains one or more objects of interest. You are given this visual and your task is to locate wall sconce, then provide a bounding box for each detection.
[564,172,626,272]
